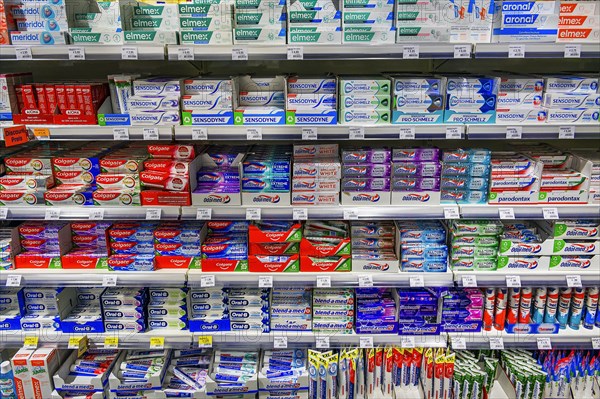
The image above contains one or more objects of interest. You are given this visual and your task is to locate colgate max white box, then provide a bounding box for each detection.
[11,348,35,399]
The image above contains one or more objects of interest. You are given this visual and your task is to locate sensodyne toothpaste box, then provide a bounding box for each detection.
[544,76,599,93]
[542,93,600,109]
[130,110,181,125]
[184,78,234,95]
[234,106,286,124]
[496,108,547,124]
[544,108,600,124]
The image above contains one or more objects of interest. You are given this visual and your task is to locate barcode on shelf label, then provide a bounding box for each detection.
[178,47,194,61]
[498,208,515,220]
[462,275,477,288]
[121,47,138,60]
[302,127,317,140]
[113,127,130,140]
[452,337,467,350]
[246,127,262,140]
[150,337,165,350]
[316,276,331,288]
[293,208,308,221]
[198,336,212,348]
[259,275,273,288]
[316,336,330,349]
[287,46,304,60]
[274,336,288,349]
[6,275,21,287]
[403,45,419,59]
[200,275,215,288]
[0,208,8,220]
[489,337,504,350]
[104,337,119,349]
[542,208,559,220]
[15,47,32,60]
[592,337,600,350]
[566,275,582,288]
[89,209,105,220]
[401,336,416,348]
[564,44,581,58]
[444,207,460,219]
[399,127,416,140]
[102,275,117,287]
[343,210,359,220]
[358,274,373,287]
[409,276,425,288]
[506,126,522,139]
[349,127,364,140]
[508,45,525,58]
[45,209,61,220]
[232,47,248,61]
[196,208,212,220]
[506,275,521,288]
[537,337,552,350]
[191,127,208,140]
[146,208,162,220]
[23,336,38,349]
[559,126,575,139]
[453,44,471,59]
[68,47,85,60]
[445,126,462,139]
[143,128,159,141]
[360,336,373,348]
[246,208,261,220]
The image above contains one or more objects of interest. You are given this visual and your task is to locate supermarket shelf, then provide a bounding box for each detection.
[474,43,600,58]
[0,45,166,61]
[0,269,188,288]
[1,206,180,220]
[467,124,600,140]
[24,125,173,141]
[167,44,463,61]
[460,204,600,219]
[174,124,464,141]
[454,269,600,288]
[187,270,455,288]
[448,327,600,350]
[181,205,451,220]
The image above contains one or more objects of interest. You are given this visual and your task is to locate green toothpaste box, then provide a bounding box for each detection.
[234,27,286,43]
[342,26,396,43]
[68,29,124,44]
[180,16,232,30]
[123,30,178,44]
[339,77,391,95]
[130,16,178,30]
[288,26,342,43]
[180,30,233,44]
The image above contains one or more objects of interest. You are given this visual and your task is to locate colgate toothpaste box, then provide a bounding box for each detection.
[249,222,302,243]
[20,238,61,253]
[95,174,140,190]
[143,159,190,175]
[92,190,141,206]
[249,242,299,255]
[154,242,201,257]
[108,254,155,271]
[52,156,101,174]
[0,190,44,206]
[100,156,146,173]
[249,254,300,272]
[140,170,190,191]
[70,221,111,236]
[44,185,94,206]
[109,224,155,242]
[154,223,204,244]
[300,237,351,256]
[5,156,52,174]
[53,170,98,185]
[300,256,351,272]
[0,175,54,191]
[147,144,196,160]
[291,192,340,206]
[14,223,71,268]
[71,234,107,249]
[200,258,249,272]
[110,240,154,255]
[141,190,191,206]
[61,249,109,269]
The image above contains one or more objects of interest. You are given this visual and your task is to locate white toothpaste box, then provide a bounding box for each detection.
[343,10,393,25]
[496,108,547,124]
[179,15,233,30]
[339,77,391,95]
[500,76,545,93]
[492,0,560,42]
[543,93,600,109]
[239,75,286,91]
[123,30,178,44]
[287,108,338,124]
[544,76,599,93]
[234,27,287,43]
[179,30,234,44]
[544,108,600,124]
[239,91,285,106]
[133,78,182,96]
[68,29,124,45]
[182,94,233,111]
[342,0,394,10]
[15,18,68,31]
[184,78,234,95]
[342,93,390,109]
[127,95,180,111]
[396,25,451,42]
[287,93,336,110]
[130,110,181,125]
[11,348,35,399]
[73,3,122,29]
[340,108,391,124]
[288,8,341,25]
[130,16,179,30]
[234,7,286,27]
[29,348,60,399]
[133,3,179,20]
[234,106,286,124]
[497,92,543,108]
[178,2,233,17]
[342,26,396,43]
[557,27,600,42]
[288,76,336,93]
[559,1,600,16]
[288,26,342,43]
[10,30,67,45]
[341,190,391,205]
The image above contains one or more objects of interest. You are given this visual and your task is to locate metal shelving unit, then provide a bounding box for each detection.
[460,204,600,220]
[0,206,180,220]
[455,269,600,288]
[0,45,166,61]
[474,43,600,58]
[23,125,173,141]
[467,124,600,140]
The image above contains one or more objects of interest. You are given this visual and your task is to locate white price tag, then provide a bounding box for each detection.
[559,126,575,139]
[0,208,8,220]
[462,275,478,288]
[102,275,117,287]
[113,127,130,141]
[293,208,308,221]
[566,275,582,288]
[45,209,61,220]
[401,336,416,348]
[15,47,32,60]
[564,44,581,58]
[273,336,288,349]
[177,47,194,61]
[145,208,162,220]
[542,208,559,220]
[403,45,420,59]
[121,46,138,60]
[537,337,552,350]
[191,127,208,140]
[258,275,273,288]
[5,275,21,287]
[444,207,460,219]
[200,275,215,288]
[359,336,374,348]
[592,337,600,350]
[508,44,525,58]
[246,208,261,220]
[316,275,331,288]
[89,209,105,220]
[343,209,359,220]
[287,46,304,60]
[246,127,262,140]
[409,276,425,288]
[445,126,461,139]
[302,127,318,140]
[349,126,365,140]
[453,44,471,59]
[506,126,523,139]
[316,336,330,349]
[399,127,416,140]
[196,208,212,220]
[68,47,85,60]
[143,127,159,141]
[498,208,515,220]
[489,337,505,350]
[506,275,521,288]
[453,337,467,350]
[232,47,248,61]
[358,274,373,287]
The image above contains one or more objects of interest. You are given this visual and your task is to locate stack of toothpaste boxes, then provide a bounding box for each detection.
[441,148,492,204]
[536,148,592,204]
[392,147,442,205]
[397,287,441,335]
[339,76,391,125]
[242,145,292,206]
[249,221,301,272]
[312,288,354,334]
[68,0,125,45]
[61,287,104,333]
[341,147,392,205]
[488,150,543,204]
[492,0,559,43]
[148,288,188,331]
[201,221,249,272]
[355,288,398,334]
[287,0,341,44]
[153,221,203,269]
[122,2,178,45]
[193,145,245,206]
[108,222,155,272]
[270,287,312,331]
[441,288,484,332]
[286,76,338,125]
[8,0,71,46]
[0,288,25,332]
[15,221,70,268]
[391,76,446,124]
[0,72,33,122]
[101,287,148,333]
[62,221,110,268]
[292,144,341,206]
[543,75,600,124]
[233,0,286,44]
[300,221,352,272]
[129,77,182,126]
[557,1,600,43]
[181,77,235,125]
[397,220,448,273]
[235,75,286,125]
[21,287,76,332]
[351,221,399,273]
[495,75,546,124]
[342,0,395,44]
[103,74,139,121]
[444,76,499,124]
[0,228,12,270]
[178,0,233,45]
[449,220,502,271]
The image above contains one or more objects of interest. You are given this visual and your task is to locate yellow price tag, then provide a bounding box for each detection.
[149,337,164,349]
[23,336,38,348]
[32,128,50,140]
[68,336,88,357]
[104,336,119,349]
[198,336,212,348]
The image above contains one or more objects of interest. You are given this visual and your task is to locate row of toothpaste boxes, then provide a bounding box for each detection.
[0,284,598,335]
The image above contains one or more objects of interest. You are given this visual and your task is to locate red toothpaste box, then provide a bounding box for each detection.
[100,156,147,174]
[249,222,302,243]
[249,254,300,272]
[300,256,352,272]
[13,224,71,269]
[141,190,191,206]
[140,170,190,191]
[147,144,196,160]
[143,159,191,175]
[300,237,351,256]
[249,242,300,255]
[200,258,249,272]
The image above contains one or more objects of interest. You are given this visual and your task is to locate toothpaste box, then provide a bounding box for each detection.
[234,27,287,43]
[127,95,180,111]
[542,93,600,109]
[10,30,67,44]
[288,26,343,44]
[123,30,178,44]
[182,94,233,111]
[234,106,286,125]
[129,110,181,126]
[239,91,285,107]
[68,28,124,44]
[133,78,182,96]
[179,15,233,30]
[340,77,391,95]
[544,108,600,124]
[544,76,599,94]
[179,30,234,44]
[340,108,391,124]
[234,7,286,26]
[492,0,560,42]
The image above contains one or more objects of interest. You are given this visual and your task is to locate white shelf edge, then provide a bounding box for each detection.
[1,206,180,220]
[474,43,600,58]
[454,269,600,287]
[0,45,166,61]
